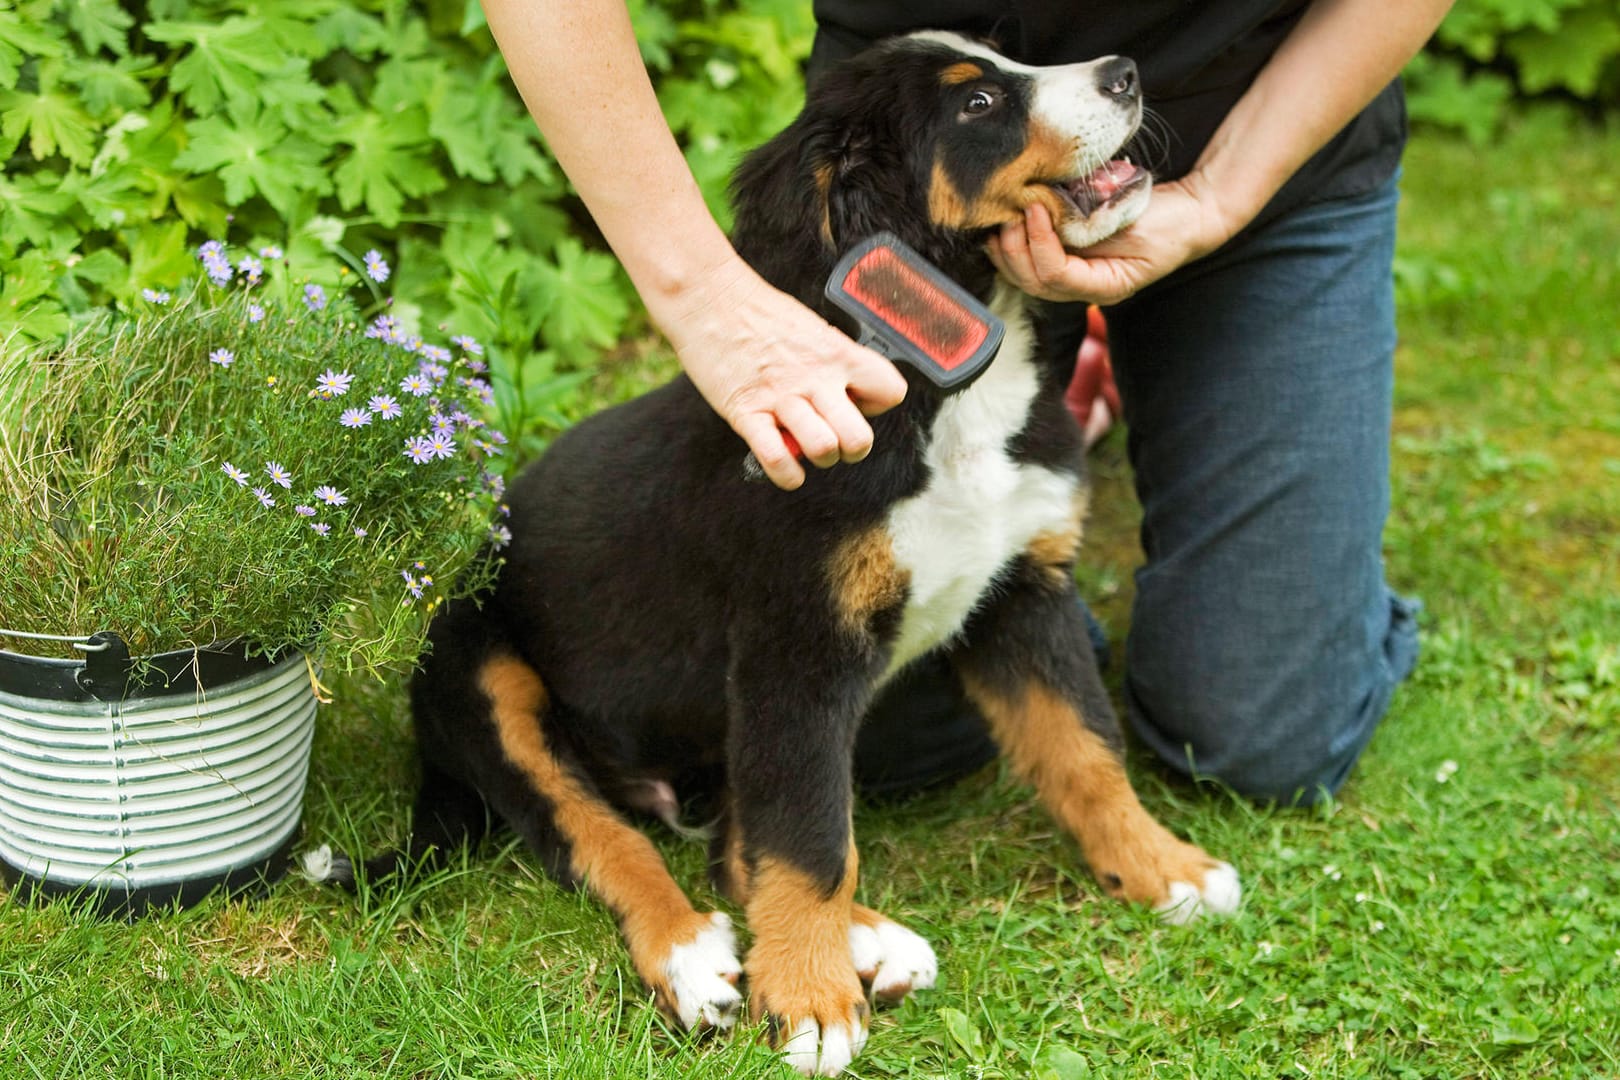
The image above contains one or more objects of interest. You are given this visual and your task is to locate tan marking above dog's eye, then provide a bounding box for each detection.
[940,61,983,86]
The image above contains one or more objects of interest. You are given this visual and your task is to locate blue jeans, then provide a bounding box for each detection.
[1102,173,1420,803]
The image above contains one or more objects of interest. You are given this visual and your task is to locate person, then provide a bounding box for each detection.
[480,0,1449,804]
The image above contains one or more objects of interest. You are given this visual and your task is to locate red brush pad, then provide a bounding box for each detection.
[842,246,991,373]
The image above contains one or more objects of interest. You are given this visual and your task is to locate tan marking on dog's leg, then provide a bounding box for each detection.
[713,810,751,906]
[826,527,909,638]
[1025,488,1089,588]
[960,676,1228,912]
[747,844,869,1074]
[814,161,836,249]
[482,657,741,1028]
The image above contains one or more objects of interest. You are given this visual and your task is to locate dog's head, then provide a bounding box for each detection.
[732,31,1151,288]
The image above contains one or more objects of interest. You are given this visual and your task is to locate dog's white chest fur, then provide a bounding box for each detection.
[882,286,1079,679]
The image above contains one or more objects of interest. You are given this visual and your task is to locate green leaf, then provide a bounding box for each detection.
[172,111,331,218]
[124,219,193,290]
[937,1007,986,1063]
[146,18,286,113]
[1504,7,1620,96]
[0,171,76,247]
[1490,1013,1542,1046]
[0,6,65,88]
[328,106,446,227]
[1035,1046,1092,1080]
[64,0,134,57]
[0,85,97,165]
[528,238,631,360]
[68,54,155,117]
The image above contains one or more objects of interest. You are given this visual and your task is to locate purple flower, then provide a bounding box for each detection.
[363,249,390,283]
[403,437,435,464]
[248,303,265,323]
[252,487,275,508]
[237,255,263,286]
[314,369,353,396]
[197,241,232,286]
[365,314,396,340]
[429,412,456,435]
[266,461,293,489]
[221,461,249,485]
[259,245,283,260]
[340,408,372,429]
[490,524,512,549]
[399,373,432,397]
[142,288,171,304]
[419,344,451,364]
[310,521,331,536]
[451,334,484,356]
[294,505,317,517]
[313,485,348,507]
[304,284,327,312]
[402,570,424,599]
[210,348,234,368]
[428,430,457,460]
[353,526,367,538]
[368,394,403,420]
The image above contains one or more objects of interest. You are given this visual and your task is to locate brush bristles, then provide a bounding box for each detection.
[843,247,990,373]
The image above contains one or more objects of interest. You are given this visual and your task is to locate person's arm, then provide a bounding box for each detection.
[480,0,906,489]
[988,0,1456,304]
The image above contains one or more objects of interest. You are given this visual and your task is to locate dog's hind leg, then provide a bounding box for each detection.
[951,555,1241,924]
[476,653,744,1031]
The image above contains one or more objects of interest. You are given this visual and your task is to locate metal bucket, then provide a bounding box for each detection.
[0,637,317,915]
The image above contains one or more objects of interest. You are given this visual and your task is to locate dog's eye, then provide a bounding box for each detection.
[960,87,1001,119]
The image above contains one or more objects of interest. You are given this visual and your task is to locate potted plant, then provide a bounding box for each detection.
[0,242,505,914]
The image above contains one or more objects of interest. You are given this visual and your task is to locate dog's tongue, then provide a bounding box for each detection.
[1085,160,1140,200]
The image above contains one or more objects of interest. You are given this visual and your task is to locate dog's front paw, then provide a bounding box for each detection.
[657,911,744,1031]
[848,906,937,1003]
[752,965,869,1076]
[1153,860,1242,925]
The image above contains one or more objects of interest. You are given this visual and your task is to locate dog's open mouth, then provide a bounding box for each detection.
[1050,158,1149,218]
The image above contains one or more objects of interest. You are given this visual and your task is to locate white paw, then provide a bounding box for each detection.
[849,919,938,1001]
[780,1014,869,1077]
[1154,861,1242,925]
[663,912,744,1030]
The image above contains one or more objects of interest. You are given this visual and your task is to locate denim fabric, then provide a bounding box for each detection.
[1099,174,1420,804]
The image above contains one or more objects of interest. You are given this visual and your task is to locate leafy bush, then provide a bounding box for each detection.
[1408,0,1620,143]
[0,242,502,675]
[0,0,814,454]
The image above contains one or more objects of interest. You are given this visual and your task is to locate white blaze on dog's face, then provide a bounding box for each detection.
[907,31,1152,250]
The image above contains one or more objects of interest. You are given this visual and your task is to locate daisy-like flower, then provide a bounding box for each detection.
[210,348,234,368]
[363,249,390,283]
[399,373,433,397]
[451,334,484,356]
[314,369,354,397]
[237,255,264,286]
[464,358,488,375]
[340,408,372,429]
[247,303,265,323]
[221,461,250,485]
[294,505,317,517]
[197,240,232,286]
[428,430,457,460]
[490,524,513,549]
[401,569,425,599]
[266,461,293,489]
[401,334,423,354]
[418,360,449,383]
[252,487,275,508]
[259,245,284,260]
[310,521,331,536]
[365,314,396,340]
[142,288,171,304]
[313,485,348,507]
[429,412,456,435]
[353,526,368,538]
[368,394,403,420]
[419,344,451,364]
[304,283,327,312]
[403,437,435,464]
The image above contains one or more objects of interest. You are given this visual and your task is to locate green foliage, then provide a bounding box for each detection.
[0,0,814,454]
[0,256,502,676]
[1409,0,1620,143]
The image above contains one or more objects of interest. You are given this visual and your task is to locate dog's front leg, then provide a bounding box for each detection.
[725,624,877,1077]
[950,555,1241,924]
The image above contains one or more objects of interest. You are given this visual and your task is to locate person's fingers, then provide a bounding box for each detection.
[811,387,876,464]
[1022,204,1071,281]
[777,397,842,469]
[842,346,908,416]
[735,412,805,490]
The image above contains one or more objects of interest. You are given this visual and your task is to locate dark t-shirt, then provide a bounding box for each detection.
[809,1,1405,232]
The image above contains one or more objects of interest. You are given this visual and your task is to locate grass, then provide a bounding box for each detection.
[5,113,1619,1078]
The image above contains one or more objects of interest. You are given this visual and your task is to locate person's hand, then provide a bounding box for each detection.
[987,175,1235,306]
[650,255,908,490]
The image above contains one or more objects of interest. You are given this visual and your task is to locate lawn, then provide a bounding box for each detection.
[3,114,1618,1078]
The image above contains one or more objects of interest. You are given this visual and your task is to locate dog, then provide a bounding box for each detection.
[318,31,1239,1077]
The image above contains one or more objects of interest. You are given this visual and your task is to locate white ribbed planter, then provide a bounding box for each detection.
[0,638,316,914]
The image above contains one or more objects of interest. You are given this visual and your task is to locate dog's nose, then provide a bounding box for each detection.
[1096,58,1138,103]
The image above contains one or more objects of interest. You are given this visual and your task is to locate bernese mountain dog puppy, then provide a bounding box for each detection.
[329,31,1240,1076]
